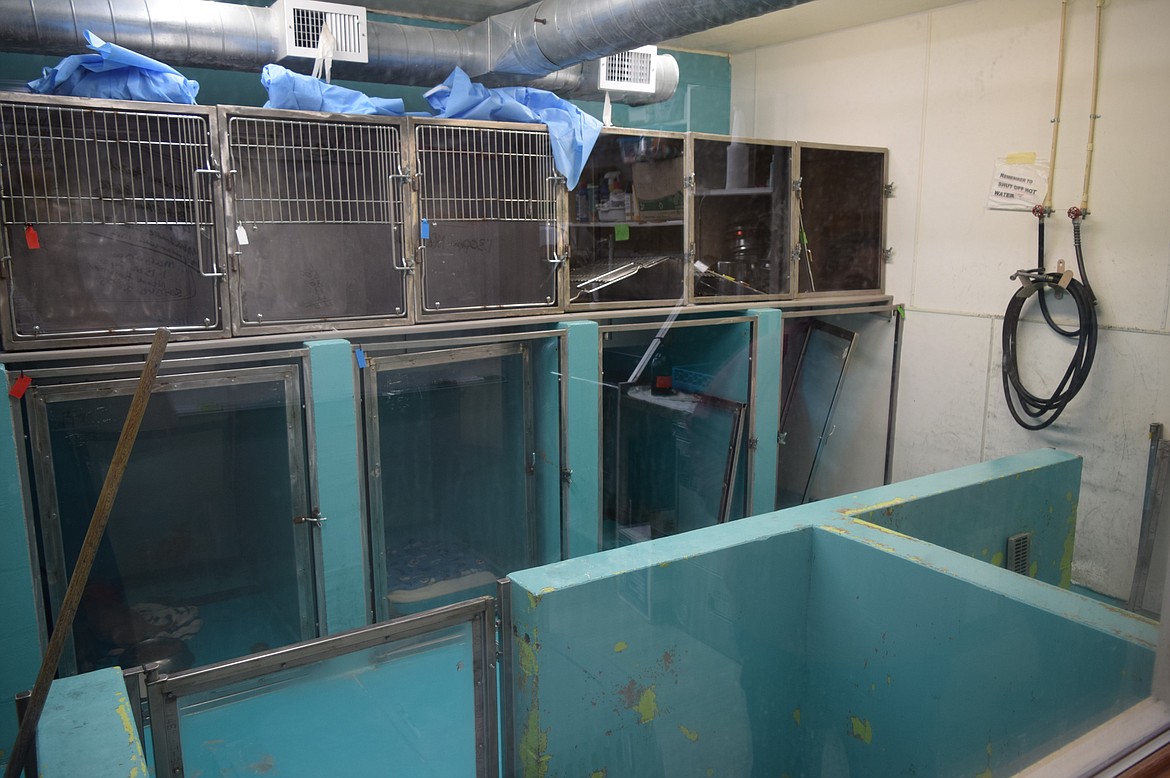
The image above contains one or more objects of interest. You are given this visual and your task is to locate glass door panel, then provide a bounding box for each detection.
[366,343,556,619]
[28,366,316,675]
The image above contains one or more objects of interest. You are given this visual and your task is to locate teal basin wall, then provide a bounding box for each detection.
[814,448,1081,588]
[804,524,1152,776]
[507,450,1153,778]
[513,528,812,777]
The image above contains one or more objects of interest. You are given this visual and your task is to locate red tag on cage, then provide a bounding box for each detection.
[9,374,31,399]
[24,225,39,250]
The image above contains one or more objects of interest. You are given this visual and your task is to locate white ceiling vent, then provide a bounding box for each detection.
[274,0,369,63]
[599,46,657,94]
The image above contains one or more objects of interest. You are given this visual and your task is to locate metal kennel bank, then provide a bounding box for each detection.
[0,89,902,774]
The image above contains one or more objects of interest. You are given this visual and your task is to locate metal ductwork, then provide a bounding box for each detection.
[0,0,812,105]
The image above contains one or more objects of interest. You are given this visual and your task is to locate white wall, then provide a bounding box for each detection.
[736,0,1170,598]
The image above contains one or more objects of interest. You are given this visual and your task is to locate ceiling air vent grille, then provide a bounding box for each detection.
[1006,532,1032,576]
[274,0,368,63]
[599,46,657,94]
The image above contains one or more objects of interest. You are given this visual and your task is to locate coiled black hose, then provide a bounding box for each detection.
[1001,234,1098,430]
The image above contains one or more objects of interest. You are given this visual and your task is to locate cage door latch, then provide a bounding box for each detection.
[293,510,328,527]
[193,165,225,278]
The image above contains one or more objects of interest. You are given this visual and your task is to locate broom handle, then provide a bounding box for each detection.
[4,328,169,778]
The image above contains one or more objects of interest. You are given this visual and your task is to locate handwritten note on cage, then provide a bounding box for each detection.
[988,154,1048,210]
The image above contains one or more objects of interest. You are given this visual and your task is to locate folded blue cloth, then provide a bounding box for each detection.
[261,64,411,117]
[261,64,601,189]
[425,68,601,189]
[28,30,198,105]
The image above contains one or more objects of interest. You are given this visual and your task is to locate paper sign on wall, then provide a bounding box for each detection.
[988,153,1049,210]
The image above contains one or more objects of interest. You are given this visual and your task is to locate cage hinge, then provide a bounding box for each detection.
[792,176,803,193]
[560,468,573,484]
[748,436,759,451]
[884,182,896,198]
[683,173,696,191]
[883,247,894,263]
[778,431,788,445]
[526,452,536,475]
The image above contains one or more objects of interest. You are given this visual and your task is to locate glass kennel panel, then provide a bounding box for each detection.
[601,321,753,550]
[148,599,496,778]
[692,135,792,300]
[567,130,686,307]
[27,366,317,676]
[225,111,409,329]
[776,320,856,508]
[413,122,559,314]
[366,342,556,620]
[795,143,887,295]
[0,96,223,348]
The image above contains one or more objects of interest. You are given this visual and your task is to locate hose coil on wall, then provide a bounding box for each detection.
[1001,266,1097,431]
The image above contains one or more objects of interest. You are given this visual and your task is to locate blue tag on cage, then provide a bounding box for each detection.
[354,347,367,369]
[420,219,431,240]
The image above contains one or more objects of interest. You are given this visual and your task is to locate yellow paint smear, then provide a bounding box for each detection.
[792,707,801,726]
[821,525,851,536]
[841,497,907,517]
[614,641,628,653]
[849,716,873,744]
[991,551,1005,567]
[851,519,912,539]
[115,693,138,747]
[679,724,700,742]
[976,769,994,778]
[540,587,556,595]
[591,771,607,778]
[519,632,539,680]
[636,687,658,724]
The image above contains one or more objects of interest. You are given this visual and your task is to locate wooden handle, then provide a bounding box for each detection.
[5,328,170,778]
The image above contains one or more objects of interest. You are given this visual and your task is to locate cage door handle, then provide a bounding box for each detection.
[293,510,327,527]
[192,168,224,278]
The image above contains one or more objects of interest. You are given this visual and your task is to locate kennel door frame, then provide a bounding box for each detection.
[218,106,413,335]
[361,339,542,623]
[410,118,565,320]
[0,93,229,350]
[23,361,320,676]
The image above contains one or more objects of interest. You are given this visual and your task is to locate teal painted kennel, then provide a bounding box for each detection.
[30,449,1155,777]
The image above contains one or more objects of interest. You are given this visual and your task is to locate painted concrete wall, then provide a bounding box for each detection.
[734,0,1170,598]
[509,473,1155,776]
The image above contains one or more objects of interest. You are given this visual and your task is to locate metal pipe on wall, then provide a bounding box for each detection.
[0,0,811,104]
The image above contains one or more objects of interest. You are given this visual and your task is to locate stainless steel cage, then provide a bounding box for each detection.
[413,121,561,315]
[223,110,410,330]
[0,96,224,347]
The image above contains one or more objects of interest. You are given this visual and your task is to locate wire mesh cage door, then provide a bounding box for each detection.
[227,114,408,327]
[414,123,560,314]
[0,98,223,346]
